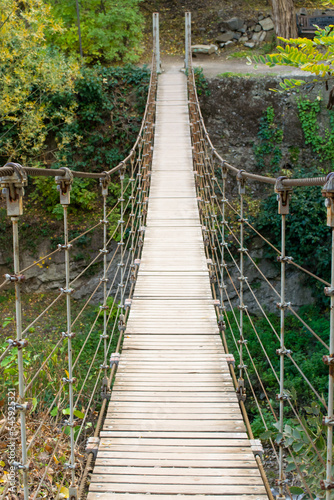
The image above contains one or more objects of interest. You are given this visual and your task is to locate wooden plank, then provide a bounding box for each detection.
[87,493,269,500]
[92,466,261,476]
[90,474,264,485]
[88,483,266,495]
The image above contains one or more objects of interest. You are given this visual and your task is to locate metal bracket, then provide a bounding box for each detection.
[237,170,246,195]
[9,402,32,412]
[85,437,100,458]
[324,287,334,297]
[322,416,334,426]
[3,273,26,283]
[250,439,264,458]
[226,354,235,367]
[61,331,76,339]
[110,352,120,368]
[276,301,291,310]
[322,172,334,227]
[7,338,28,350]
[323,354,334,365]
[277,255,293,263]
[276,347,292,356]
[320,479,334,490]
[55,167,73,205]
[100,171,111,196]
[275,176,292,215]
[0,163,28,216]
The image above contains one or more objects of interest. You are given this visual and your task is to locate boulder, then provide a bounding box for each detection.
[221,17,244,31]
[264,29,275,42]
[191,44,217,55]
[252,31,263,42]
[254,24,262,32]
[239,35,248,43]
[216,31,235,43]
[244,42,255,48]
[259,17,274,31]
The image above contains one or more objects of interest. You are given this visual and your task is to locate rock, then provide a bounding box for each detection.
[258,14,264,21]
[221,17,244,31]
[216,32,235,43]
[224,40,235,47]
[259,17,274,31]
[259,31,266,42]
[191,44,217,55]
[264,29,275,42]
[233,32,242,40]
[252,31,263,42]
[239,35,248,43]
[298,7,307,15]
[244,42,255,48]
[238,27,246,33]
[254,24,262,32]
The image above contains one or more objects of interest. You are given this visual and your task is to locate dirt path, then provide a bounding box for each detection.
[161,54,311,78]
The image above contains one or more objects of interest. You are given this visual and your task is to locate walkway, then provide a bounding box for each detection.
[87,69,268,499]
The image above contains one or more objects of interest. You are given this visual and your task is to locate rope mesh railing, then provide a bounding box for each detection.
[185,14,334,499]
[0,14,158,499]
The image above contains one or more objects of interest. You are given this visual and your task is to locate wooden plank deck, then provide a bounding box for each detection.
[87,69,268,499]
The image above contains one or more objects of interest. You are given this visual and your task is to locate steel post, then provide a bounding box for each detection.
[185,12,191,70]
[153,13,161,74]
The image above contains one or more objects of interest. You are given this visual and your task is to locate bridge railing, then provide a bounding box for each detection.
[185,12,334,500]
[0,14,160,500]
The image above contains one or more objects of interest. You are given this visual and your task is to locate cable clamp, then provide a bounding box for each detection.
[237,304,248,311]
[100,171,111,196]
[62,377,76,384]
[237,247,248,253]
[9,402,32,412]
[100,364,109,370]
[238,339,248,345]
[276,301,291,310]
[238,363,248,370]
[237,218,248,223]
[99,305,109,311]
[64,462,77,470]
[100,219,109,225]
[276,347,292,356]
[61,331,76,339]
[323,354,334,365]
[322,416,334,426]
[324,286,334,297]
[237,276,248,282]
[320,479,334,491]
[275,478,289,486]
[276,393,290,401]
[134,259,141,266]
[211,194,217,200]
[218,318,226,332]
[57,243,72,250]
[277,255,293,263]
[7,338,28,350]
[55,167,73,205]
[117,241,125,247]
[60,287,74,295]
[4,273,26,283]
[99,249,109,254]
[100,278,109,284]
[110,352,120,367]
[12,461,31,471]
[117,262,125,268]
[100,334,109,339]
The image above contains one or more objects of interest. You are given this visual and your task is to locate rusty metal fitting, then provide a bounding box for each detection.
[61,331,76,339]
[320,479,334,490]
[118,315,126,331]
[118,162,126,180]
[276,393,290,401]
[277,255,293,263]
[100,171,111,196]
[99,278,109,284]
[85,437,100,459]
[110,352,120,367]
[7,339,28,350]
[125,299,132,309]
[323,354,334,365]
[276,347,292,356]
[55,167,73,205]
[60,287,74,295]
[275,478,289,487]
[1,163,28,216]
[275,176,292,215]
[57,243,73,250]
[250,439,264,458]
[276,301,291,310]
[237,276,248,282]
[4,273,26,283]
[226,354,235,367]
[100,334,109,340]
[237,247,248,253]
[324,286,334,297]
[9,401,32,413]
[238,339,248,345]
[218,318,226,332]
[100,219,109,225]
[99,305,109,311]
[322,173,334,226]
[236,170,246,195]
[64,462,77,470]
[322,416,334,426]
[62,377,77,384]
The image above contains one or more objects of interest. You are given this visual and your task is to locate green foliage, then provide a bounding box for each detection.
[0,0,79,164]
[253,24,334,92]
[297,96,334,167]
[253,106,283,171]
[194,67,211,97]
[48,0,144,64]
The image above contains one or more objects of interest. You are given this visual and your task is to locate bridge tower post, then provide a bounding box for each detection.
[185,12,191,71]
[55,167,78,499]
[153,13,161,74]
[1,164,29,499]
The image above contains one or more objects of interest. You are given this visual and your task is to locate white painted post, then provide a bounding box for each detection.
[153,13,161,74]
[185,12,192,71]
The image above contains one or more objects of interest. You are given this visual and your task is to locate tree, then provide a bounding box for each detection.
[0,0,79,164]
[48,0,144,64]
[270,0,297,39]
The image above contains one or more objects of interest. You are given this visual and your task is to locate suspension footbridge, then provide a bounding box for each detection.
[1,12,334,500]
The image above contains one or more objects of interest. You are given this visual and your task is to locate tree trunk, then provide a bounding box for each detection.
[270,0,298,39]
